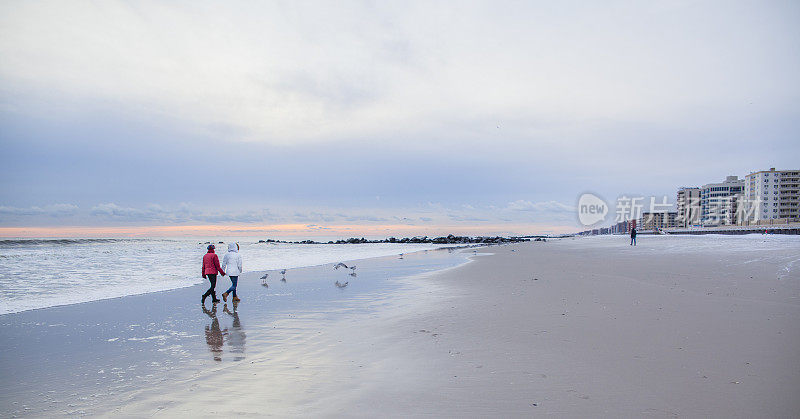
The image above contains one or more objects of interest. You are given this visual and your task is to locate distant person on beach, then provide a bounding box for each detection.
[630,228,637,246]
[222,242,243,302]
[202,244,225,304]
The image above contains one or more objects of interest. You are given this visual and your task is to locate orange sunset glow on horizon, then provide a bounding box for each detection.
[0,222,576,239]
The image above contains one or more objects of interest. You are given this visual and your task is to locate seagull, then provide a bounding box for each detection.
[349,272,357,277]
[399,253,404,259]
[280,269,286,275]
[333,262,349,270]
[349,265,357,273]
[335,281,348,288]
[260,273,269,280]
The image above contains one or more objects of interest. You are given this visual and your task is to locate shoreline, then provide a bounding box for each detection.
[0,245,478,417]
[0,241,474,316]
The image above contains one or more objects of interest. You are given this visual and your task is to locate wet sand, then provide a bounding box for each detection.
[105,235,800,418]
[0,247,470,417]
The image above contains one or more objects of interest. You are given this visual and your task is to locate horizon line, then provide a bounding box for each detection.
[0,222,579,239]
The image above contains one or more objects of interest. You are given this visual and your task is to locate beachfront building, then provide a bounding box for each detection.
[780,171,800,220]
[638,211,678,230]
[676,187,701,227]
[610,220,630,234]
[743,168,800,222]
[700,176,744,226]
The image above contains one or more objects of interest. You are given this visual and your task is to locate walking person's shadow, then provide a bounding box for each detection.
[223,301,246,361]
[202,304,227,361]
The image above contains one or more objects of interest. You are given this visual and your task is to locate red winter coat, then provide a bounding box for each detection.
[202,249,225,276]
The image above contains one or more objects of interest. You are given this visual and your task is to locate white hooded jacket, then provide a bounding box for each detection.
[222,243,243,276]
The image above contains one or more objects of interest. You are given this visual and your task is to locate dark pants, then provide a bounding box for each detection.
[202,274,218,301]
[631,237,636,245]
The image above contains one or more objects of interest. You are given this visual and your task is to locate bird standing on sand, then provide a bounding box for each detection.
[280,269,287,281]
[260,273,269,287]
[335,263,356,277]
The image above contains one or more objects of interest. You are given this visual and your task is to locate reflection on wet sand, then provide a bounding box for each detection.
[202,304,225,361]
[202,302,246,362]
[223,302,246,361]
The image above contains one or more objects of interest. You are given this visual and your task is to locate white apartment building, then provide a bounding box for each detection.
[744,168,800,222]
[676,187,701,227]
[700,176,744,226]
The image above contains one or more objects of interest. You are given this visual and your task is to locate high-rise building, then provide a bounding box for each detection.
[700,176,744,226]
[676,187,701,227]
[639,211,678,230]
[743,168,800,222]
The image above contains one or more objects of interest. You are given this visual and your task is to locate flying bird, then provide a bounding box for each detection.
[333,262,349,270]
[335,281,348,288]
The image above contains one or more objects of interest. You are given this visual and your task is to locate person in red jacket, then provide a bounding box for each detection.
[202,244,226,304]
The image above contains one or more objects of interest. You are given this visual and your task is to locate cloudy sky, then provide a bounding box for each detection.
[1,1,798,237]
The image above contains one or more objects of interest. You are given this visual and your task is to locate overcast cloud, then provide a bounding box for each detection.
[1,1,798,236]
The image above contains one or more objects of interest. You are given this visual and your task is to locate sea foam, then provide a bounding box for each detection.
[0,238,449,314]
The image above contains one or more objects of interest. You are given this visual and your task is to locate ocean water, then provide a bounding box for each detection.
[0,238,454,314]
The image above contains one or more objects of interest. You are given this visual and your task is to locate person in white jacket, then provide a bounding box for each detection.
[221,242,243,302]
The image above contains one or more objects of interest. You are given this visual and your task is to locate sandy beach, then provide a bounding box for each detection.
[100,235,800,418]
[3,235,799,418]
